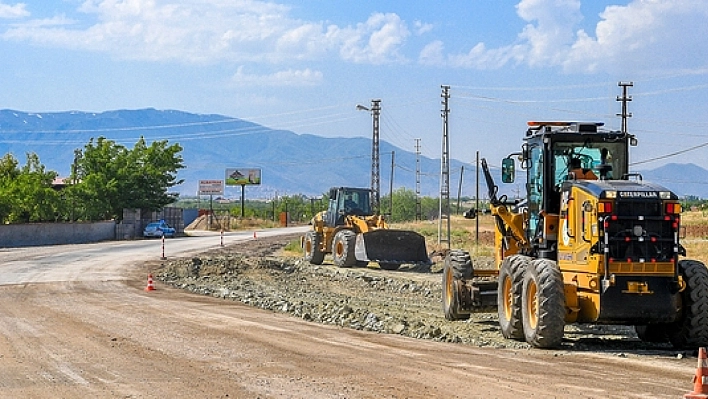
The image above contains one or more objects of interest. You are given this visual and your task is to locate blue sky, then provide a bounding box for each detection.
[2,0,708,175]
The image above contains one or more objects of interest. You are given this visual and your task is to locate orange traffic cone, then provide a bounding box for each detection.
[685,347,708,399]
[145,274,156,292]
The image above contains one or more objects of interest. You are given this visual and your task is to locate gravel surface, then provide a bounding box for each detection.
[154,233,693,356]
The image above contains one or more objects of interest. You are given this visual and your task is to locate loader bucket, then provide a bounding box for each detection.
[354,229,430,264]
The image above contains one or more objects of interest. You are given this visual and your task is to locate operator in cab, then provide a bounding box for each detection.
[569,157,598,180]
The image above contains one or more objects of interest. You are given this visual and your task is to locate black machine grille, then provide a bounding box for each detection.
[604,199,676,263]
[615,200,661,217]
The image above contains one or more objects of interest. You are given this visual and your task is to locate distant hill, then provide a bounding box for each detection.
[636,163,708,199]
[1,109,707,200]
[0,109,469,199]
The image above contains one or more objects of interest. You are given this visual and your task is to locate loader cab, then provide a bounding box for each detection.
[325,187,373,226]
[518,122,633,258]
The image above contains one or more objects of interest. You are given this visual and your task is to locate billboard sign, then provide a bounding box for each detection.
[225,168,262,186]
[199,180,224,195]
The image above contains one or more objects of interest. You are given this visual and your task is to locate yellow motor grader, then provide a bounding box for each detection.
[302,186,429,270]
[443,121,708,348]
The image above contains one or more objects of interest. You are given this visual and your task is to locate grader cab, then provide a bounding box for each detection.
[443,121,708,348]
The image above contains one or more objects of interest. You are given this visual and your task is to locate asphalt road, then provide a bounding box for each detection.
[0,226,700,398]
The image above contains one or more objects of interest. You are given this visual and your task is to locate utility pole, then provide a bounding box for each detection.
[617,81,633,133]
[415,138,422,221]
[438,85,451,247]
[475,151,479,246]
[388,151,396,218]
[356,99,382,214]
[456,166,464,215]
[389,151,395,217]
[371,99,381,214]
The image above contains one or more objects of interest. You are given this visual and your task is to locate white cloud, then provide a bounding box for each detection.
[419,40,444,66]
[413,20,433,35]
[336,13,410,64]
[0,2,29,19]
[1,0,413,66]
[564,0,708,73]
[422,0,708,74]
[231,66,323,87]
[516,0,582,67]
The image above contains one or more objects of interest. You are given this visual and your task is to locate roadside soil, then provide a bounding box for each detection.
[0,232,700,398]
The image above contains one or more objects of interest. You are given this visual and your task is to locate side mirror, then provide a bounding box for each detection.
[501,157,515,183]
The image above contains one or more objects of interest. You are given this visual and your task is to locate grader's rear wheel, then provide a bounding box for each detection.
[332,230,356,268]
[522,258,565,348]
[303,231,325,265]
[498,255,530,341]
[667,259,708,348]
[442,250,472,321]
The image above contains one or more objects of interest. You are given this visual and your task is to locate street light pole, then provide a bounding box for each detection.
[356,99,382,214]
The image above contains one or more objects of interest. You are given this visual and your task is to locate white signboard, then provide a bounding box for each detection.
[199,180,224,195]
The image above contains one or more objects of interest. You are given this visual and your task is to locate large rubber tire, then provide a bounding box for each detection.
[498,255,530,341]
[332,230,356,268]
[667,260,708,348]
[634,324,669,343]
[522,258,566,348]
[442,250,473,321]
[378,262,401,271]
[302,231,325,265]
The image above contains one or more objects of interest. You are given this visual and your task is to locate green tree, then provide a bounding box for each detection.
[0,153,60,223]
[71,136,184,220]
[382,187,417,222]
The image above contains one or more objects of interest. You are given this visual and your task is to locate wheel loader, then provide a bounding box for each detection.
[443,121,708,348]
[302,186,429,270]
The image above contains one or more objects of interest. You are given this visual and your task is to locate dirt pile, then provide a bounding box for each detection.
[154,233,686,354]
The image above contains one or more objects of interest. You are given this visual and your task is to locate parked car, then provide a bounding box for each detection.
[143,221,176,238]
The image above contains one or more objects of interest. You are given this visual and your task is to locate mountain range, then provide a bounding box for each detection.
[1,108,707,200]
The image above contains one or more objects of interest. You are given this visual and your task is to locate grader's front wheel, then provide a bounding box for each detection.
[521,258,565,348]
[498,255,529,341]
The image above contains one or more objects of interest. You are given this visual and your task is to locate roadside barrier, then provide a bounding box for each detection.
[145,274,156,292]
[160,235,167,260]
[685,347,708,399]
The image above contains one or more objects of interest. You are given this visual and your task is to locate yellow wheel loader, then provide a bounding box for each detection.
[302,187,429,270]
[443,121,708,349]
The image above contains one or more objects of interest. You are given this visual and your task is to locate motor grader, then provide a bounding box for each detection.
[302,186,429,270]
[443,121,708,348]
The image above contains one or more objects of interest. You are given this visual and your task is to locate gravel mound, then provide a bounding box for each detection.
[153,233,688,355]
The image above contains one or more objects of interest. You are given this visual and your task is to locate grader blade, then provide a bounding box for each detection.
[354,229,430,264]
